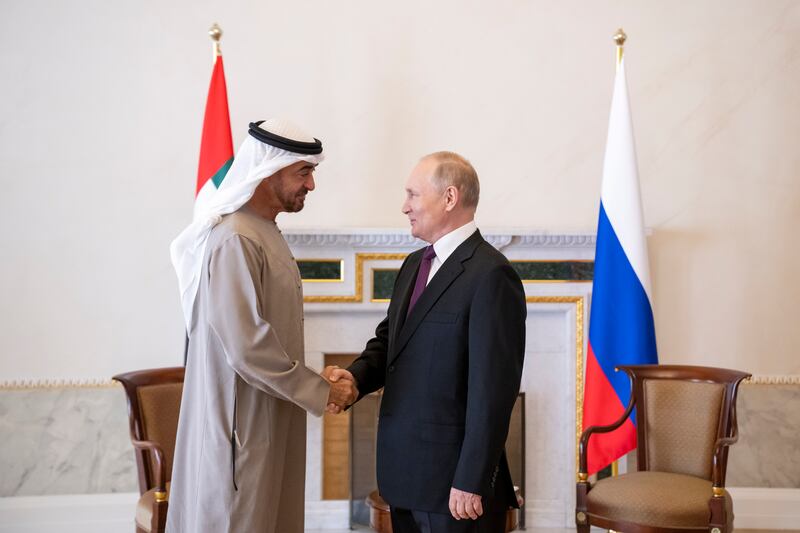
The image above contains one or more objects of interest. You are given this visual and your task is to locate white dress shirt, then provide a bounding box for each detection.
[426,220,478,285]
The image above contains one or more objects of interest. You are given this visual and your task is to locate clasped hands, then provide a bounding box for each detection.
[322,366,358,413]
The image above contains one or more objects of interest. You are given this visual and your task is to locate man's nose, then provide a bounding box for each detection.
[401,200,410,214]
[305,174,316,191]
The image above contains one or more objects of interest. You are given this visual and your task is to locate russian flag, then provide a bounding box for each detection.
[194,54,233,216]
[583,57,658,475]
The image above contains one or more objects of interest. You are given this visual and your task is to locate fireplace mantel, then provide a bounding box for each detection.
[283,228,596,251]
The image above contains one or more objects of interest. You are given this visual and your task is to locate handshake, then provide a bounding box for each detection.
[321,366,358,414]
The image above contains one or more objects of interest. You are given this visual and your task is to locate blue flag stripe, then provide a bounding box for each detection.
[589,203,658,410]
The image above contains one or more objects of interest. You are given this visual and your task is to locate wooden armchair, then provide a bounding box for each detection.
[113,367,184,533]
[576,365,750,533]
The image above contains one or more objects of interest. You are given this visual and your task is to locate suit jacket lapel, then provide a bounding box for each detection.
[390,230,484,365]
[388,251,420,350]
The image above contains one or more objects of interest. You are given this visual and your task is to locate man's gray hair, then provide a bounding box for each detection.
[423,151,480,209]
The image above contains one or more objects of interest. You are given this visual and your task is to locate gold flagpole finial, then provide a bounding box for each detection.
[209,23,223,59]
[613,28,627,69]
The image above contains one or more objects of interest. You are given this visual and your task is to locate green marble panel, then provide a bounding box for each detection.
[372,269,399,300]
[297,260,343,281]
[511,261,593,282]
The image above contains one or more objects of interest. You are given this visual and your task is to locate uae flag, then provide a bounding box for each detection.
[195,55,233,213]
[582,57,658,474]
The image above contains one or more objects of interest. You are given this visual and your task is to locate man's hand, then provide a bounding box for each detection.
[449,487,483,520]
[322,366,358,413]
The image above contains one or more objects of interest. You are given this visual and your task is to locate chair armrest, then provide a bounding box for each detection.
[578,367,636,477]
[578,399,635,476]
[711,391,742,490]
[713,435,739,455]
[130,439,168,498]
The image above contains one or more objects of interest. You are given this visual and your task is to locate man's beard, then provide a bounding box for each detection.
[279,188,308,212]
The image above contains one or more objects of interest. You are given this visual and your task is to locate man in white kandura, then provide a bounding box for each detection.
[167,118,358,533]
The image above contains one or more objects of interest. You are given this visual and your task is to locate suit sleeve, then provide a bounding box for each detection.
[452,263,526,495]
[206,234,330,417]
[347,314,389,400]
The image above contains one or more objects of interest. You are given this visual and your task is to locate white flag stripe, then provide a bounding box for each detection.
[599,58,653,302]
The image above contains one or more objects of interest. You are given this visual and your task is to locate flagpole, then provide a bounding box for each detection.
[614,28,626,70]
[186,22,225,366]
[209,23,223,61]
[609,26,628,489]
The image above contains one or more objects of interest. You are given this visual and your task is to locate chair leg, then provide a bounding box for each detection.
[576,482,591,533]
[709,495,729,533]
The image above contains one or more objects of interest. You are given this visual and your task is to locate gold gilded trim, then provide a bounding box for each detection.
[0,378,120,390]
[302,294,362,303]
[525,296,585,481]
[743,375,800,385]
[154,490,168,503]
[297,258,345,283]
[304,253,407,303]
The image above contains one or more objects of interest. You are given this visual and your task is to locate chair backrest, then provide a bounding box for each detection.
[620,365,749,482]
[113,367,184,494]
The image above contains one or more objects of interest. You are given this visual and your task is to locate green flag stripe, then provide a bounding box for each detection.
[211,157,234,189]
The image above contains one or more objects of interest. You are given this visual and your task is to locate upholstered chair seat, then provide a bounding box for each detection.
[587,471,732,529]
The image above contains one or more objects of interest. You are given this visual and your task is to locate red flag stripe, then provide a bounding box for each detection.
[583,343,637,474]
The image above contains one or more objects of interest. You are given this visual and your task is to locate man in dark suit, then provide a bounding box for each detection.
[328,151,526,532]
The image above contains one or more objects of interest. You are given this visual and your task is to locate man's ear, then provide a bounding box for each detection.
[444,185,459,212]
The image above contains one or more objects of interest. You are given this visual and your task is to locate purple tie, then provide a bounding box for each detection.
[407,245,436,317]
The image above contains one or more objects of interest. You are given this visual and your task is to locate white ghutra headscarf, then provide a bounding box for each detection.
[170,118,324,329]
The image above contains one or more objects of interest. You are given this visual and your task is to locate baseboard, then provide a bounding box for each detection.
[0,493,139,533]
[728,487,800,530]
[0,494,351,533]
[520,488,800,531]
[304,499,350,529]
[523,501,570,528]
[1,489,796,532]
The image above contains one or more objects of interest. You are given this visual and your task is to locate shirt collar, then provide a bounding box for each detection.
[431,220,478,264]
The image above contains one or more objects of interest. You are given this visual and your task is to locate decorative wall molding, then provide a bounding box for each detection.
[5,374,797,390]
[515,234,597,247]
[283,228,596,250]
[284,230,421,248]
[743,375,800,385]
[0,378,119,390]
[290,228,598,304]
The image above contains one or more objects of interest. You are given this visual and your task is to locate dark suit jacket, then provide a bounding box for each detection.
[348,230,526,514]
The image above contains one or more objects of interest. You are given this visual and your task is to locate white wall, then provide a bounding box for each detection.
[1,0,798,379]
